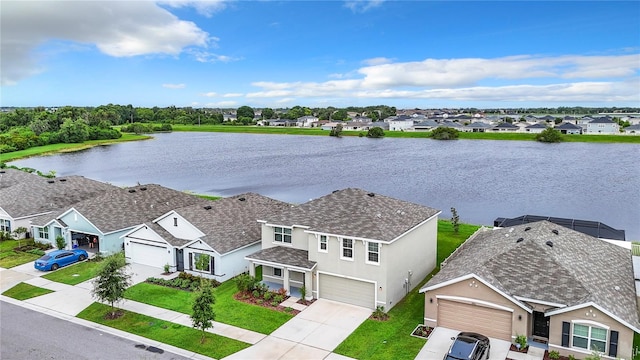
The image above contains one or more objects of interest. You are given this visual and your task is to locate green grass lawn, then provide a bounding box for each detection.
[77,302,250,359]
[2,282,54,300]
[333,220,482,360]
[125,278,293,334]
[41,259,104,285]
[0,239,42,268]
[634,333,640,360]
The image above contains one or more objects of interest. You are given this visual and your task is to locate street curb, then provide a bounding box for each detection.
[0,295,215,360]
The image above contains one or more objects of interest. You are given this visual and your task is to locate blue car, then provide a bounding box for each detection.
[34,249,89,271]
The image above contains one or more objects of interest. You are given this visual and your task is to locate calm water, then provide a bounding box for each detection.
[9,132,640,239]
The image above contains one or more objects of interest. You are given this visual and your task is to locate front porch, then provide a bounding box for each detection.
[262,280,303,298]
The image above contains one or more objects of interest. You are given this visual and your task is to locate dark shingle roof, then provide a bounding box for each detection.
[0,169,43,190]
[173,193,291,254]
[525,123,548,129]
[555,122,582,130]
[0,174,117,218]
[465,122,493,129]
[589,117,615,124]
[245,247,316,270]
[63,184,207,233]
[493,215,625,240]
[261,188,440,242]
[493,122,519,129]
[423,221,639,330]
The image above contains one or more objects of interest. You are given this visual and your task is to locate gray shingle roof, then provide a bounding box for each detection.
[246,247,316,270]
[0,174,117,218]
[525,123,548,129]
[0,169,43,190]
[493,122,519,129]
[173,193,291,254]
[261,188,440,242]
[422,221,639,330]
[64,184,207,233]
[555,122,581,130]
[589,117,615,124]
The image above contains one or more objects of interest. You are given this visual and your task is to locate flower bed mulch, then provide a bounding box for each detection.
[411,325,433,339]
[509,344,529,353]
[542,351,571,360]
[234,291,301,315]
[296,298,317,306]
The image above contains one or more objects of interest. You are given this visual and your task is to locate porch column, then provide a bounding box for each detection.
[304,271,313,301]
[283,268,290,296]
[248,262,255,277]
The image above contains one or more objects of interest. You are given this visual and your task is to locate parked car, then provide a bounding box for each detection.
[444,332,490,360]
[34,249,89,271]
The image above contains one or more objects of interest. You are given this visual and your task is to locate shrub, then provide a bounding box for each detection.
[27,249,45,256]
[271,301,279,307]
[514,334,527,349]
[536,128,562,143]
[235,273,259,292]
[299,286,307,300]
[430,126,459,140]
[284,307,293,313]
[367,126,385,138]
[568,355,576,360]
[256,299,263,305]
[55,236,66,250]
[372,306,389,320]
[273,295,284,303]
[252,290,260,298]
[548,350,560,360]
[164,263,170,273]
[263,291,273,301]
[276,287,287,297]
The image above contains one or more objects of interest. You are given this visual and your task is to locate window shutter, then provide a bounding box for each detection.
[608,330,618,357]
[561,321,570,347]
[210,257,215,275]
[189,254,193,270]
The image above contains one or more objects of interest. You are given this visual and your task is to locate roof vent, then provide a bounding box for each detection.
[546,241,554,247]
[332,190,339,193]
[238,197,246,202]
[128,189,136,193]
[59,178,67,182]
[204,205,212,210]
[524,227,531,231]
[516,237,524,243]
[140,187,147,191]
[552,229,559,235]
[47,180,55,183]
[367,193,375,197]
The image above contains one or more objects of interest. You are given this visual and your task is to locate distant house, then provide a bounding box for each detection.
[491,122,520,132]
[296,116,318,128]
[554,122,582,134]
[464,122,493,133]
[413,120,440,131]
[623,124,640,135]
[524,122,548,133]
[388,117,415,131]
[493,215,625,241]
[586,117,620,134]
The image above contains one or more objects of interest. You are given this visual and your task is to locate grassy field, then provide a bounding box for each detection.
[0,239,42,268]
[124,278,293,334]
[41,259,104,285]
[2,282,54,300]
[333,220,482,360]
[77,302,250,359]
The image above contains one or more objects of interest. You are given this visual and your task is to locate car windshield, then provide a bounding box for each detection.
[448,337,477,360]
[39,255,51,261]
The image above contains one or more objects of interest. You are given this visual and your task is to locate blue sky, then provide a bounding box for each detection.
[2,1,639,109]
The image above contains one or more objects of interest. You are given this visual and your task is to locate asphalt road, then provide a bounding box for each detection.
[0,300,191,360]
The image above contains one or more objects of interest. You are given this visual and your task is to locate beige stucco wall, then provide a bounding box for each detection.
[423,277,528,339]
[260,224,308,250]
[548,306,635,360]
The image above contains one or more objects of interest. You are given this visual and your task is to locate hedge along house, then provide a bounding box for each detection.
[245,188,440,309]
[420,221,639,359]
[122,193,291,282]
[0,169,115,238]
[31,184,206,254]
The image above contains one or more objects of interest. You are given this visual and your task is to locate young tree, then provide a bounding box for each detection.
[450,207,460,234]
[12,227,28,247]
[329,123,343,137]
[367,126,385,138]
[55,235,66,250]
[535,128,562,143]
[431,127,459,140]
[91,253,131,318]
[191,279,216,343]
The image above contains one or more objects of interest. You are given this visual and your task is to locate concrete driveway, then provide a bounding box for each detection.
[416,327,511,360]
[224,299,371,360]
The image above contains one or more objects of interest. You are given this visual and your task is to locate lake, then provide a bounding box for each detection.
[8,132,640,240]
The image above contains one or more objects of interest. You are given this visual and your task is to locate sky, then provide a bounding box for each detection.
[1,0,639,109]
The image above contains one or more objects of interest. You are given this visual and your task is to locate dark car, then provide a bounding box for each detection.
[444,332,490,360]
[34,249,89,271]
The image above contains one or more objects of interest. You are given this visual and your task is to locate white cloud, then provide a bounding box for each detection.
[223,93,243,97]
[158,0,227,17]
[1,1,210,86]
[244,54,640,104]
[344,0,385,13]
[163,83,186,89]
[201,92,218,97]
[207,100,237,107]
[188,49,239,63]
[362,57,393,66]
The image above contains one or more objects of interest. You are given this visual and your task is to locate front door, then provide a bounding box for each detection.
[176,249,184,271]
[532,311,550,338]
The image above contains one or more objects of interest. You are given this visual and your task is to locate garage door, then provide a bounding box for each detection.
[128,241,168,268]
[438,300,512,340]
[318,274,375,309]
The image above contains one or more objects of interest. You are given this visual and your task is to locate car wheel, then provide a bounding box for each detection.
[79,254,86,261]
[51,263,59,271]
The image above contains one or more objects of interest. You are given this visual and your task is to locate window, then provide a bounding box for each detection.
[273,268,282,277]
[367,242,379,263]
[342,238,353,259]
[274,227,292,243]
[0,219,10,233]
[193,253,211,273]
[572,324,606,352]
[319,235,327,252]
[38,226,49,240]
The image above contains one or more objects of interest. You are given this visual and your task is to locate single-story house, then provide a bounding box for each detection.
[464,122,493,133]
[420,221,639,359]
[491,122,520,132]
[245,188,441,310]
[554,122,582,134]
[525,122,548,133]
[123,193,291,282]
[623,124,640,135]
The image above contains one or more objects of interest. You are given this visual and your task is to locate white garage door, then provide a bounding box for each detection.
[438,299,513,340]
[128,241,168,268]
[318,274,375,309]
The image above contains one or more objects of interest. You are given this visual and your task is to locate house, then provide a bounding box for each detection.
[0,170,116,237]
[493,215,625,241]
[554,122,582,134]
[123,193,291,282]
[524,122,548,133]
[295,116,318,128]
[464,122,493,133]
[31,184,206,254]
[420,221,639,359]
[586,117,620,134]
[491,122,520,132]
[413,119,440,131]
[623,124,640,135]
[388,117,415,131]
[245,188,440,309]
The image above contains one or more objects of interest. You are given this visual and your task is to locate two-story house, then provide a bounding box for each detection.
[586,117,620,134]
[245,188,440,310]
